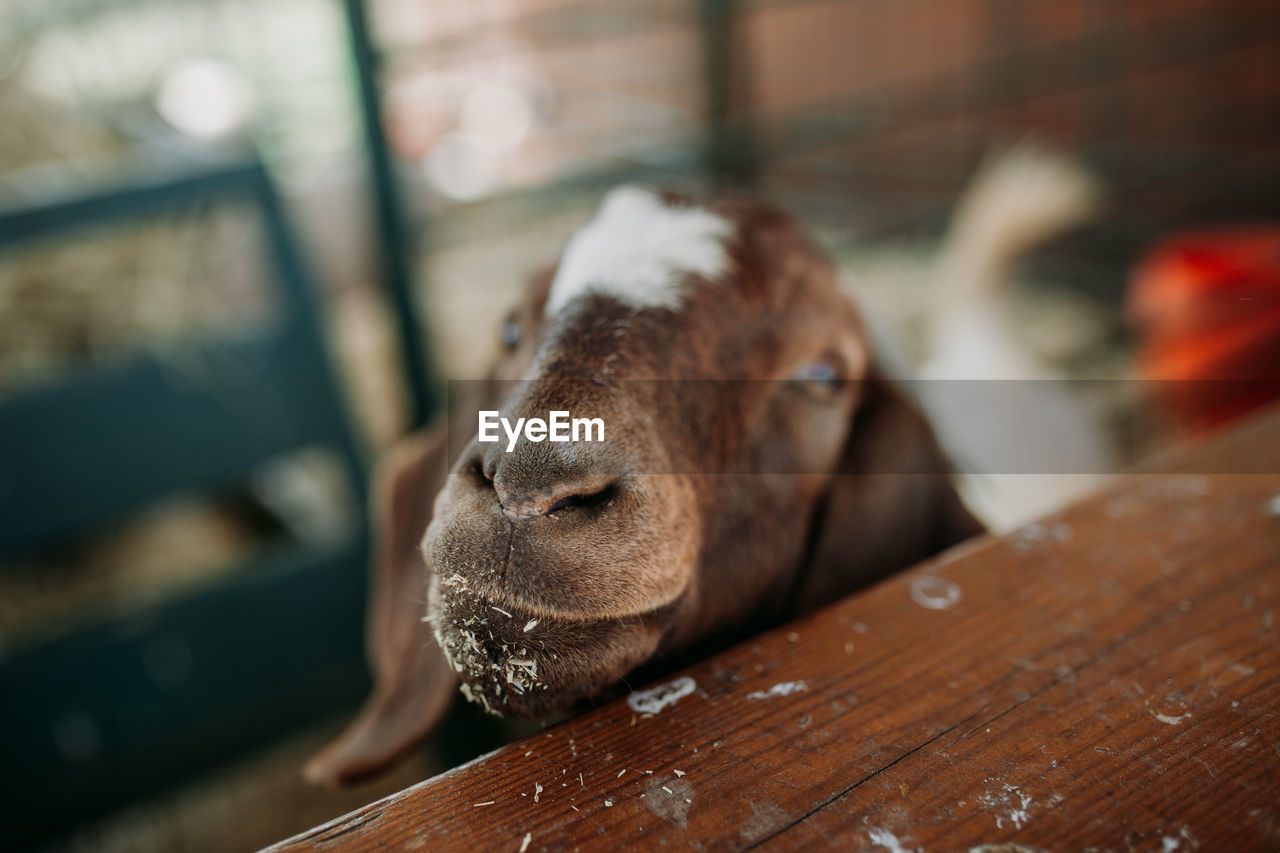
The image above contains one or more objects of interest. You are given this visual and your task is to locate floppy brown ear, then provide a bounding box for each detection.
[304,424,457,787]
[791,372,985,614]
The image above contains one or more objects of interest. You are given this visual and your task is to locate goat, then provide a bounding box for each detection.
[914,144,1112,531]
[304,186,982,786]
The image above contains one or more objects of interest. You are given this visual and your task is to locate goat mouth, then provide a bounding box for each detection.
[427,576,666,718]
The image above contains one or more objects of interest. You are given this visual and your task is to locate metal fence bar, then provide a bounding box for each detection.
[340,0,435,429]
[701,0,756,187]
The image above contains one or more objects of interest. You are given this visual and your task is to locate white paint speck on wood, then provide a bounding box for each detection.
[746,680,809,700]
[868,827,918,853]
[627,677,697,715]
[1152,710,1192,725]
[909,574,963,610]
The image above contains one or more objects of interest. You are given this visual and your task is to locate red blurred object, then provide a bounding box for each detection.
[1128,227,1280,432]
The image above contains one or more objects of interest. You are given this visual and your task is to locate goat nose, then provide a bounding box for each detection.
[483,445,619,519]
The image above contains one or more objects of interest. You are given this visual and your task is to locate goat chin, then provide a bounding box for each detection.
[427,575,668,718]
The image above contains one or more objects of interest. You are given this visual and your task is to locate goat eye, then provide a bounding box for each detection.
[791,361,844,398]
[500,319,521,350]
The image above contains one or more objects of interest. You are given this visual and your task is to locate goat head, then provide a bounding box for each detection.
[305,187,982,785]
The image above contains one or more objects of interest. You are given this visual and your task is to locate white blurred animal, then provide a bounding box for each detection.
[858,145,1114,532]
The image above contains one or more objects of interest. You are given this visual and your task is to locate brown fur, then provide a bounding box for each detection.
[304,191,982,786]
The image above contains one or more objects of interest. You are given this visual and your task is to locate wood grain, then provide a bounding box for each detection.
[269,408,1280,852]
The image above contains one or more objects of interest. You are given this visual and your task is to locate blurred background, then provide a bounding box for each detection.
[0,0,1276,849]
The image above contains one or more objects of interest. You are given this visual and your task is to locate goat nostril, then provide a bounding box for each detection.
[472,455,495,483]
[546,482,619,515]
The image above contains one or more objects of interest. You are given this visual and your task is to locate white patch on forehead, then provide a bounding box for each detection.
[545,186,732,316]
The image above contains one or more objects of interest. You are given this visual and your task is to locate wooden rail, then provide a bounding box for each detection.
[271,406,1280,852]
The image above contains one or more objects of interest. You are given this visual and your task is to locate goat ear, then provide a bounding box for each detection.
[791,374,984,614]
[304,424,457,787]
